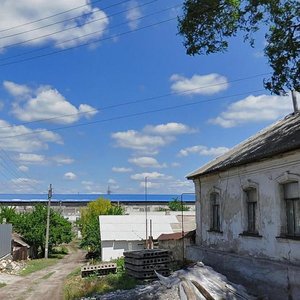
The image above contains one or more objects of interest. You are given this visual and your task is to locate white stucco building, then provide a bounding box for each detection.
[186,112,300,300]
[99,212,196,261]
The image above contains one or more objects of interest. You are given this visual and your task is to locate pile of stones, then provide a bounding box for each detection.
[0,259,26,275]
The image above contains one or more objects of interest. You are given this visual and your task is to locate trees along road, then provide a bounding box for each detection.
[0,247,86,300]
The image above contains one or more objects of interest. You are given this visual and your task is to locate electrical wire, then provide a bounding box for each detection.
[0,88,266,140]
[0,0,106,34]
[0,3,178,62]
[0,17,176,68]
[0,72,270,130]
[0,0,155,43]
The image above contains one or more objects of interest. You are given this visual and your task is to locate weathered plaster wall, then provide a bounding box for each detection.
[193,151,300,264]
[186,245,300,300]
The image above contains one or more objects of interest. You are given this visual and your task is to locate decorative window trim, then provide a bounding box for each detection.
[276,171,300,184]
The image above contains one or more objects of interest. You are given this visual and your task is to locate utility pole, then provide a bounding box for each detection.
[145,176,148,249]
[45,184,52,259]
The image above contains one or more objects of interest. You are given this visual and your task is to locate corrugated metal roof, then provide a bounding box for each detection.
[187,112,300,179]
[99,215,178,241]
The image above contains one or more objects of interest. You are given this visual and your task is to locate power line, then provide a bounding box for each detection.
[0,0,154,43]
[0,2,177,61]
[0,17,177,68]
[0,0,105,34]
[0,89,266,140]
[0,72,270,130]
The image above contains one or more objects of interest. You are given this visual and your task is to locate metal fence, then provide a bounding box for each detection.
[0,224,12,259]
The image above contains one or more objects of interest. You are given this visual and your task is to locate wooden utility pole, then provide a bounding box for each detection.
[45,184,52,259]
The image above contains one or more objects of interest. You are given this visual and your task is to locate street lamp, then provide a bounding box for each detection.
[180,192,195,262]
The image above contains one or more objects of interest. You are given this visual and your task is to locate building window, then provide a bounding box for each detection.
[245,188,258,234]
[210,193,220,231]
[283,182,300,237]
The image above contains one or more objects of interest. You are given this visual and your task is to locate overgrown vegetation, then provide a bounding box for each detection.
[168,197,190,211]
[0,282,6,288]
[63,258,137,300]
[78,198,124,256]
[20,258,60,276]
[178,0,300,94]
[0,204,72,258]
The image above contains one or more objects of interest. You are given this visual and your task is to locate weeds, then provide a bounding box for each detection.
[63,258,138,300]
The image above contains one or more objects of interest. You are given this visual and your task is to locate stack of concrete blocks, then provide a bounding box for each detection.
[124,249,171,280]
[81,262,117,278]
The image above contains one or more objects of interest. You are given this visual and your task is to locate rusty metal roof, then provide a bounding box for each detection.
[187,112,300,179]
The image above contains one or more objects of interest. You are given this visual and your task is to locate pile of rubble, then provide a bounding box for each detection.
[86,262,257,300]
[0,259,26,275]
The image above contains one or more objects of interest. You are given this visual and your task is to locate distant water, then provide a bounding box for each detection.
[0,193,195,203]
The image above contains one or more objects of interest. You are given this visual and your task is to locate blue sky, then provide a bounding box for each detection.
[0,0,296,194]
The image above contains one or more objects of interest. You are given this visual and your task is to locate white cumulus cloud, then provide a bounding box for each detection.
[52,156,74,165]
[144,122,195,135]
[17,153,46,164]
[178,145,229,157]
[112,122,195,155]
[112,167,132,173]
[126,0,142,30]
[128,156,166,168]
[170,73,228,95]
[0,1,109,50]
[209,94,294,128]
[131,172,171,181]
[4,81,98,124]
[0,119,62,152]
[18,165,29,172]
[64,172,77,180]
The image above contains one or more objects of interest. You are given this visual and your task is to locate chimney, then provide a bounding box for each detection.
[292,90,299,113]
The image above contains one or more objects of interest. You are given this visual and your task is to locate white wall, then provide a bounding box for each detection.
[193,151,300,264]
[101,240,144,261]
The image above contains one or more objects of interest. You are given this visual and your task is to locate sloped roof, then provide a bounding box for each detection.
[99,215,178,241]
[158,230,195,241]
[187,112,300,179]
[12,232,30,248]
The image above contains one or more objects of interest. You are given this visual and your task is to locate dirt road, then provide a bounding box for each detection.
[0,247,86,300]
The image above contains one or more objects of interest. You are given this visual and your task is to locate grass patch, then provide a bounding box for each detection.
[63,259,138,300]
[20,258,59,276]
[41,271,56,280]
[0,282,6,288]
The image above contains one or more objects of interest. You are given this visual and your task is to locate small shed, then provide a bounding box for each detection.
[158,230,195,261]
[12,233,30,261]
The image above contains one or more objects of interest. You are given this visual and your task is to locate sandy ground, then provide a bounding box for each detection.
[0,247,86,300]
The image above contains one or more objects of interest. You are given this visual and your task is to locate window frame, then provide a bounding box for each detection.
[282,181,300,238]
[209,191,221,232]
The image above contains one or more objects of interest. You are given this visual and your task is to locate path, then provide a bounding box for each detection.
[0,246,86,300]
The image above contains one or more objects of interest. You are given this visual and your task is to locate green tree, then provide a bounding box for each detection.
[168,197,190,211]
[79,198,124,256]
[178,0,300,94]
[12,204,72,258]
[0,206,19,224]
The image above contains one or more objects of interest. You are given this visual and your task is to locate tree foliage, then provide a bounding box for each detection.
[0,204,72,258]
[178,0,300,94]
[168,197,190,211]
[78,198,124,255]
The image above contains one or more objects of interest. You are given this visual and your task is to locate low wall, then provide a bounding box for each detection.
[186,245,300,300]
